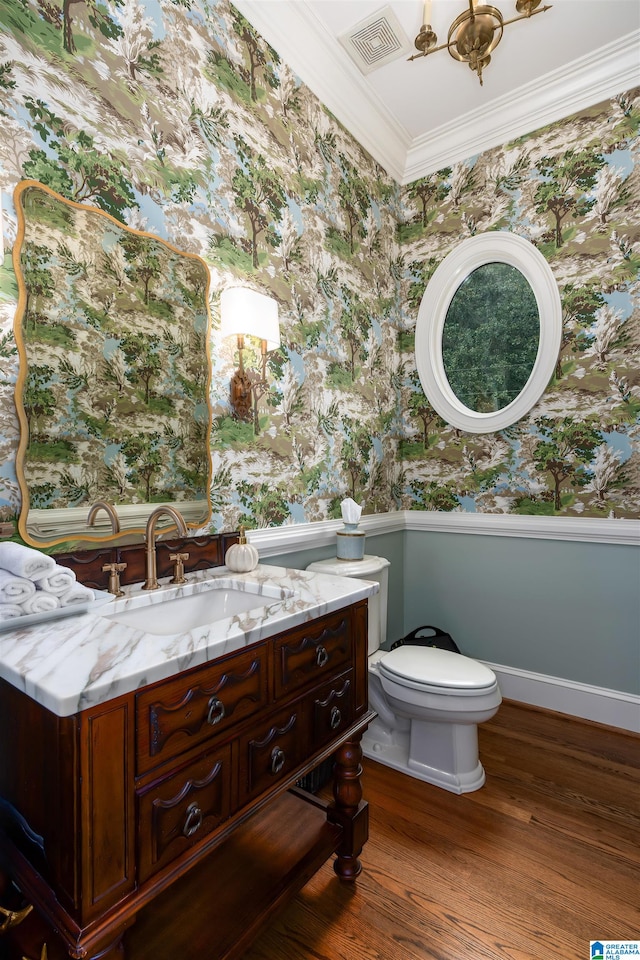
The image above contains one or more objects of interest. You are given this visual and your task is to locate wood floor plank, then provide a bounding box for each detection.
[365,774,637,916]
[244,701,640,960]
[361,820,634,950]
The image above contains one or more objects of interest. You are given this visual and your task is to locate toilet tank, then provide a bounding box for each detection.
[306,555,390,657]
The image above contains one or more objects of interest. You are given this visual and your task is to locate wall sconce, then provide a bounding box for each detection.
[220,287,280,435]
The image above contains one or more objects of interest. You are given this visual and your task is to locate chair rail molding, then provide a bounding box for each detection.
[246,512,405,558]
[403,510,640,545]
[245,512,639,556]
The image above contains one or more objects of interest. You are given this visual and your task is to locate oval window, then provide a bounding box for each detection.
[415,233,562,434]
[442,261,539,414]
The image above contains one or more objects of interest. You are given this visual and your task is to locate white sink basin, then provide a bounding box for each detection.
[100,579,295,636]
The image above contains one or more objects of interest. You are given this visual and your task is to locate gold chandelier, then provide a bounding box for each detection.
[409,0,552,86]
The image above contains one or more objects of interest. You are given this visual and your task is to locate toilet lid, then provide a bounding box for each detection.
[379,646,497,691]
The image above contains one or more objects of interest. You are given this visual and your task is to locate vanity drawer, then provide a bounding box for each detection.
[137,743,232,882]
[136,646,268,773]
[308,669,354,753]
[273,611,351,700]
[238,702,305,805]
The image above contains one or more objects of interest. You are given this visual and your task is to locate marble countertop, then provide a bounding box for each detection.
[0,564,377,718]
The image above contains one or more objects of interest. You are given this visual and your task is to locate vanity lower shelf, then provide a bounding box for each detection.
[127,788,343,960]
[1,789,345,960]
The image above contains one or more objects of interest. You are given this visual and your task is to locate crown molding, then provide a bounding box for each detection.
[234,2,639,186]
[233,0,411,182]
[403,29,640,181]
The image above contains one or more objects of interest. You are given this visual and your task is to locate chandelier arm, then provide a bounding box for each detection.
[408,37,466,61]
[409,3,552,73]
[500,5,552,28]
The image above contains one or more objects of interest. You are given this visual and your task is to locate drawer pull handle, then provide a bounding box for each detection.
[206,696,225,726]
[316,645,329,668]
[182,802,203,838]
[270,747,286,775]
[330,706,342,730]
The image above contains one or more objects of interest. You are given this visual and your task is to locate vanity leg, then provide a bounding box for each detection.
[328,735,369,881]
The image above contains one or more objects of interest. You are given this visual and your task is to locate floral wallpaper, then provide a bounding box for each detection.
[0,0,637,547]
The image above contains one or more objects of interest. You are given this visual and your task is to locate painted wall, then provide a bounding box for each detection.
[266,526,639,696]
[404,531,640,695]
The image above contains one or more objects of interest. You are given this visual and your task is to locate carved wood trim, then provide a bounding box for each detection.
[55,532,238,591]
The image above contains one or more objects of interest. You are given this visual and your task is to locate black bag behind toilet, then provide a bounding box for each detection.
[391,625,461,654]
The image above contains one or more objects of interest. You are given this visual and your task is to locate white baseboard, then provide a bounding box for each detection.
[486,662,640,734]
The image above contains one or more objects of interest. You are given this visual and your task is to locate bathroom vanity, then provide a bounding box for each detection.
[0,563,376,960]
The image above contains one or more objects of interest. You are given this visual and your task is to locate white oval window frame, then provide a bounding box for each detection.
[415,232,562,434]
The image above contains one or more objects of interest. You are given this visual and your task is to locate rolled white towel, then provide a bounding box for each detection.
[21,592,60,614]
[0,568,36,605]
[34,563,76,596]
[0,541,56,581]
[58,582,95,607]
[0,603,24,622]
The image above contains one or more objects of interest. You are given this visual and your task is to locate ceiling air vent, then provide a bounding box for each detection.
[339,6,413,75]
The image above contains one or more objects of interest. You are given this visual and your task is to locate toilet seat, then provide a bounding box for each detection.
[379,646,498,696]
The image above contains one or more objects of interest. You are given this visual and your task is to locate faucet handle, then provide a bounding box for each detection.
[102,561,127,597]
[169,552,189,585]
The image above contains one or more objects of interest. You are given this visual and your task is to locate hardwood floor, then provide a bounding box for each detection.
[243,701,640,960]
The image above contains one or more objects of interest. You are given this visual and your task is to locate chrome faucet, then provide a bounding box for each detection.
[87,500,121,535]
[143,505,188,590]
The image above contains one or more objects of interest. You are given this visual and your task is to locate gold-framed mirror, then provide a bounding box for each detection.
[13,180,213,547]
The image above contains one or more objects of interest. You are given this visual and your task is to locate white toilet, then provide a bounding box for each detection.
[306,555,501,794]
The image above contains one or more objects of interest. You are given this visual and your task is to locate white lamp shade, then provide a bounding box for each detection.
[220,287,280,350]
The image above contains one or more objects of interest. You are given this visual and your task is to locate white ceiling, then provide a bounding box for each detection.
[234,0,640,182]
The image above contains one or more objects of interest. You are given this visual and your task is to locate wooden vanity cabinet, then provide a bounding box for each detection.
[0,600,373,960]
[136,643,269,775]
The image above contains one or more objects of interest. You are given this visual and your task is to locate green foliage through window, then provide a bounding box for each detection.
[442,263,539,413]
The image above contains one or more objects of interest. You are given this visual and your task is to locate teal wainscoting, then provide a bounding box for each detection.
[261,523,639,728]
[404,530,640,696]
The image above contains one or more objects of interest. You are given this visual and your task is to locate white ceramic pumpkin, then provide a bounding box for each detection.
[225,526,259,573]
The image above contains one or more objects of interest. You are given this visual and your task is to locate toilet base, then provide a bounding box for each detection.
[361,716,487,795]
